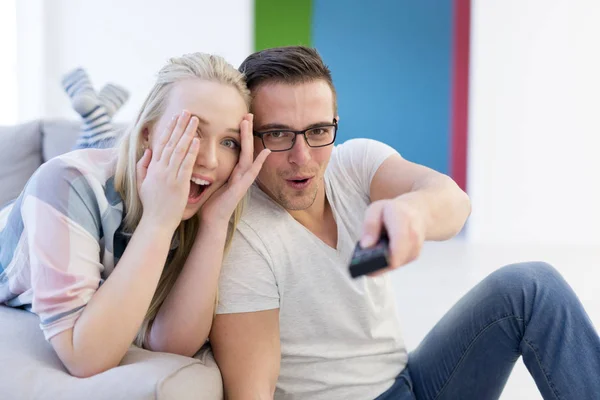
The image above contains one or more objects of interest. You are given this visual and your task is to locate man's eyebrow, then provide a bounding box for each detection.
[255,123,291,131]
[192,113,240,135]
[256,121,333,131]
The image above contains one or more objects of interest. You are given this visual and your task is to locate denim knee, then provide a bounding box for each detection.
[484,261,567,304]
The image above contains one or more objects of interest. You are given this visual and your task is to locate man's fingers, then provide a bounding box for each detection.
[404,221,423,264]
[381,204,421,268]
[360,201,385,248]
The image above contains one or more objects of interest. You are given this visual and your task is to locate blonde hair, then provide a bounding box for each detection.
[112,53,250,348]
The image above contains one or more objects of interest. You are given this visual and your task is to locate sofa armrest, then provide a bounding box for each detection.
[0,305,223,400]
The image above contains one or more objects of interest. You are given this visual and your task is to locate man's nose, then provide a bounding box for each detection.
[287,135,311,165]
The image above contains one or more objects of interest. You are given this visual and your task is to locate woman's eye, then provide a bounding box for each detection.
[222,139,240,150]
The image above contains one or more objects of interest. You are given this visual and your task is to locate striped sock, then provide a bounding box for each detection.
[62,68,99,117]
[75,104,118,149]
[98,83,129,118]
[62,68,119,149]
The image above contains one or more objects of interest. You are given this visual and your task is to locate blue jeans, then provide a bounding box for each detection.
[376,262,600,400]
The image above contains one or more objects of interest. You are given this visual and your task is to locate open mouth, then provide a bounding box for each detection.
[286,177,313,190]
[188,178,211,204]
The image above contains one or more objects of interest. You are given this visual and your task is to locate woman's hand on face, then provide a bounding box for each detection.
[200,113,270,224]
[137,110,200,232]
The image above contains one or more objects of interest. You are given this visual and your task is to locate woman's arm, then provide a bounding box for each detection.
[46,111,202,377]
[146,220,229,355]
[50,217,173,378]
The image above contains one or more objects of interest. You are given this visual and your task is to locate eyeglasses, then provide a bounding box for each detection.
[253,119,338,152]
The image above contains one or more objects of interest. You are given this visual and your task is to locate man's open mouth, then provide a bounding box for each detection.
[286,177,313,189]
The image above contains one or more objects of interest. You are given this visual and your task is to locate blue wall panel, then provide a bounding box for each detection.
[312,0,452,174]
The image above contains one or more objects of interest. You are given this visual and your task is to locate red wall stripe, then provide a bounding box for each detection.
[451,0,471,192]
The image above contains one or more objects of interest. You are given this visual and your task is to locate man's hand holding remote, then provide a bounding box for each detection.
[354,198,426,277]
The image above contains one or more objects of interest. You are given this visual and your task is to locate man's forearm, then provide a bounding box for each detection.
[397,173,471,241]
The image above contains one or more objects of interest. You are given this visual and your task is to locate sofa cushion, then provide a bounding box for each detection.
[41,119,127,162]
[41,119,84,162]
[0,305,223,400]
[0,121,43,208]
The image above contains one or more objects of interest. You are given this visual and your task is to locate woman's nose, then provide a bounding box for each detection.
[195,139,218,170]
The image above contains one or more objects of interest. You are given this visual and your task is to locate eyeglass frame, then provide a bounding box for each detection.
[253,119,338,152]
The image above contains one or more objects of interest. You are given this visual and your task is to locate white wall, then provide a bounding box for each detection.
[0,0,18,125]
[467,0,600,245]
[15,0,600,246]
[16,0,253,123]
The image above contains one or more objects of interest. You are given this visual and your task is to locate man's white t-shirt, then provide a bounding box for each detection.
[217,138,408,400]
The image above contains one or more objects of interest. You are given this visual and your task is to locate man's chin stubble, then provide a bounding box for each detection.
[279,184,319,211]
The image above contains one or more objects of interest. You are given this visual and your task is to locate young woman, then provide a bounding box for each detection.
[0,52,270,378]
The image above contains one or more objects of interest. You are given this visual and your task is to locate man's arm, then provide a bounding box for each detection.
[370,154,471,240]
[210,309,281,400]
[362,153,471,269]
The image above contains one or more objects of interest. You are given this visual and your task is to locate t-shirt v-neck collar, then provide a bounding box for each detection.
[253,181,342,255]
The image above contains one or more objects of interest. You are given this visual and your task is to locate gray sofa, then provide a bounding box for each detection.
[0,120,224,399]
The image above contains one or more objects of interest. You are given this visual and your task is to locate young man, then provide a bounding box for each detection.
[209,46,600,400]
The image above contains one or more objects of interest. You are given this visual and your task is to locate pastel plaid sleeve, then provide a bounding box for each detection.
[21,157,105,340]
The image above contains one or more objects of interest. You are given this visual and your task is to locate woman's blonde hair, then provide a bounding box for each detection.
[112,53,250,348]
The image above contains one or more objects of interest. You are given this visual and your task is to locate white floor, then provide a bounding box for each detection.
[390,239,600,400]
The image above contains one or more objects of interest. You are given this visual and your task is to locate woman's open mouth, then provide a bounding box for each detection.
[188,177,212,204]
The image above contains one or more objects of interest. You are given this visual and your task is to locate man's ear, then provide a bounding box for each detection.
[335,115,340,123]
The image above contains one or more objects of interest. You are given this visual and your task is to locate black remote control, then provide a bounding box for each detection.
[349,232,390,278]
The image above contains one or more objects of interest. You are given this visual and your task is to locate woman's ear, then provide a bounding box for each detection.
[142,127,150,147]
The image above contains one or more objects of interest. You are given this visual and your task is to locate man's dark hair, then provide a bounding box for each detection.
[239,46,337,112]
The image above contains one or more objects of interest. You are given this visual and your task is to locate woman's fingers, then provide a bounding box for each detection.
[152,114,178,163]
[177,138,200,181]
[170,115,199,175]
[237,114,255,172]
[136,148,152,192]
[228,148,270,196]
[160,110,191,165]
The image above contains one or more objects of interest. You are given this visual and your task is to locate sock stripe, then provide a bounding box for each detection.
[83,119,111,134]
[98,84,129,118]
[79,128,116,141]
[86,112,110,126]
[62,71,86,89]
[85,106,109,121]
[75,137,117,150]
[80,126,113,140]
[81,105,102,119]
[64,77,92,96]
[108,87,127,104]
[101,96,120,110]
[100,86,127,104]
